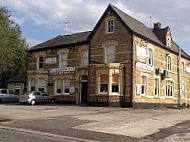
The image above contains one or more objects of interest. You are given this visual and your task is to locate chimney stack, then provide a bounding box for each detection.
[153,22,161,30]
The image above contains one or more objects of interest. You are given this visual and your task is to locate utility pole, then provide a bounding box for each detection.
[63,22,70,35]
[146,16,152,29]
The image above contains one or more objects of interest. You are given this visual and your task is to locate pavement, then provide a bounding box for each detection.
[0,104,190,141]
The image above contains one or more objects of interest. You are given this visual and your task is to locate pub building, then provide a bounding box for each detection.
[26,4,190,107]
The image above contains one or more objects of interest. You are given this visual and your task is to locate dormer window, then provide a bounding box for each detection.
[107,19,114,33]
[166,36,171,48]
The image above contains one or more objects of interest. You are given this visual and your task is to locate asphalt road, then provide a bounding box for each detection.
[0,128,95,142]
[0,104,190,142]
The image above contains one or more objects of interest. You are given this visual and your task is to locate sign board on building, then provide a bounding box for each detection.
[50,67,75,76]
[45,57,57,64]
[136,62,154,73]
[136,45,147,62]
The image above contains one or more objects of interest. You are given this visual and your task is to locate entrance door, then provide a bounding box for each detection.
[81,76,88,103]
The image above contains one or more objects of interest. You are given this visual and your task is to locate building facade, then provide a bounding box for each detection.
[26,4,190,107]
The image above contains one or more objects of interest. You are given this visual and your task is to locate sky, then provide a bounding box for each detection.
[0,0,189,54]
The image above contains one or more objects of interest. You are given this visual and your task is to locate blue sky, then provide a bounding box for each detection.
[0,0,189,54]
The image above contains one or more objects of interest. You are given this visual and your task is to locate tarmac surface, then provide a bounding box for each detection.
[0,104,190,141]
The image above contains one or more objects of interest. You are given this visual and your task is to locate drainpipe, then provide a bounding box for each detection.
[178,48,182,107]
[123,65,126,104]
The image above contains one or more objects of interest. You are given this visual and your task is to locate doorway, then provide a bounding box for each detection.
[80,76,88,103]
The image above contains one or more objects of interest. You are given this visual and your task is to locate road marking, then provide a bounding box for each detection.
[0,125,98,142]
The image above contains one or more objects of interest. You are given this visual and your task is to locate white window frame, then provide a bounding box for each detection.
[63,79,70,95]
[38,78,45,92]
[148,48,153,66]
[99,74,108,94]
[60,53,68,68]
[182,83,186,99]
[154,78,160,97]
[55,79,62,95]
[141,75,147,96]
[167,56,172,71]
[107,19,114,33]
[29,78,36,92]
[111,74,120,94]
[105,46,115,63]
[81,50,89,66]
[37,56,45,70]
[166,80,174,98]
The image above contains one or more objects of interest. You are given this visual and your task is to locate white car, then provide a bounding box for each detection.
[19,91,55,105]
[0,89,19,103]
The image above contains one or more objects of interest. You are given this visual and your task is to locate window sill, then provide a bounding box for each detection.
[165,96,173,99]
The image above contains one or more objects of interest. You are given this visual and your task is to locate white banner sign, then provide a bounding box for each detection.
[136,45,147,62]
[136,62,154,73]
[50,67,75,75]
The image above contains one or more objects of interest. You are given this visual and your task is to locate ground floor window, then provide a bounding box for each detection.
[154,79,160,97]
[166,81,174,97]
[38,78,45,92]
[55,79,62,95]
[30,78,35,91]
[112,74,119,93]
[182,83,185,99]
[63,79,70,94]
[141,76,147,95]
[99,75,108,93]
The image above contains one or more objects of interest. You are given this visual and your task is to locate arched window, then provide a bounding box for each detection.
[167,56,172,71]
[148,48,153,66]
[107,19,114,33]
[155,78,160,97]
[141,76,147,96]
[166,80,174,97]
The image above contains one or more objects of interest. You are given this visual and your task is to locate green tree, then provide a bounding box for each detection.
[0,6,28,87]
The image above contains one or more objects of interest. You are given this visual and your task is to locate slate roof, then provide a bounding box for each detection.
[153,27,168,39]
[7,74,26,83]
[109,4,164,46]
[29,31,91,51]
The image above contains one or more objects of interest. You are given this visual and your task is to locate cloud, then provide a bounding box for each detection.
[0,0,189,52]
[11,16,26,25]
[26,38,43,47]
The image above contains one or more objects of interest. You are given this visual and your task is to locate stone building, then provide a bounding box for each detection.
[26,4,190,107]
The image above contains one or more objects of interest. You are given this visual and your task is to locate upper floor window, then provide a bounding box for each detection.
[154,78,160,97]
[107,19,114,33]
[99,74,108,94]
[141,76,147,96]
[166,80,174,97]
[38,56,45,69]
[81,50,89,66]
[181,62,185,75]
[166,36,171,48]
[60,53,68,68]
[167,56,172,71]
[105,46,115,63]
[148,48,153,66]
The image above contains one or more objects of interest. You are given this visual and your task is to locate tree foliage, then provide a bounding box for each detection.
[0,6,28,87]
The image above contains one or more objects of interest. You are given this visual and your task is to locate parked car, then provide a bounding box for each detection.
[0,89,19,103]
[19,91,55,105]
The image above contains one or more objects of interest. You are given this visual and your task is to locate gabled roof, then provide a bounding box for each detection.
[29,31,91,51]
[7,74,26,83]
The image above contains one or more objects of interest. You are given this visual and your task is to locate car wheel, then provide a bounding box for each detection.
[30,100,36,105]
[50,99,55,104]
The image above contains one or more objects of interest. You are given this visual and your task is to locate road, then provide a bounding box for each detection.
[0,104,190,141]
